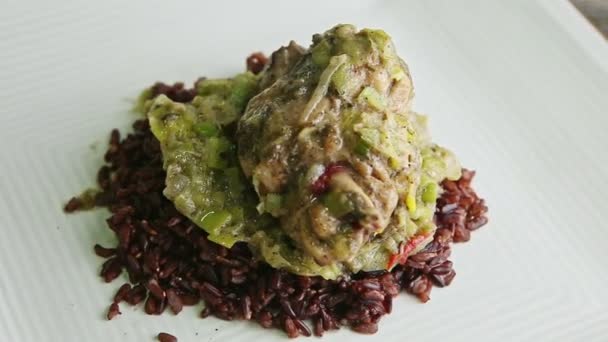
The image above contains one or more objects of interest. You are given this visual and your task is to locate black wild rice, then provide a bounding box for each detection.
[157,332,178,342]
[65,56,488,337]
[107,302,121,320]
[246,52,268,75]
[150,82,197,104]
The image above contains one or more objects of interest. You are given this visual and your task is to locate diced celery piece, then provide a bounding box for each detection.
[229,206,244,222]
[422,155,446,173]
[210,191,225,207]
[224,167,245,194]
[363,29,390,49]
[322,191,355,218]
[265,193,283,215]
[358,128,381,148]
[332,234,354,260]
[415,207,434,222]
[201,210,232,234]
[336,36,370,63]
[230,73,258,109]
[312,39,332,67]
[195,121,219,137]
[390,65,406,81]
[421,182,438,204]
[197,78,231,96]
[358,87,386,111]
[354,138,370,156]
[207,232,240,248]
[331,63,348,94]
[206,137,231,169]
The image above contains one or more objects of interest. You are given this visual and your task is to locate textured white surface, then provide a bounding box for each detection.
[1,1,607,341]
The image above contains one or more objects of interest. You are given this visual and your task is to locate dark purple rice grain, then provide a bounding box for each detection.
[408,275,432,303]
[352,322,378,334]
[326,292,348,307]
[150,82,196,103]
[157,332,178,342]
[166,289,183,314]
[118,224,132,250]
[360,289,385,302]
[320,309,332,331]
[313,318,324,337]
[257,310,273,328]
[140,220,158,235]
[143,250,160,274]
[280,299,297,318]
[166,216,182,227]
[467,216,489,231]
[125,284,147,306]
[114,283,132,303]
[382,296,392,314]
[410,252,436,263]
[200,307,211,318]
[180,293,200,306]
[430,268,456,287]
[284,316,299,338]
[241,295,252,320]
[94,244,116,258]
[294,318,312,337]
[246,52,268,75]
[201,281,222,298]
[453,225,471,242]
[67,99,488,337]
[100,257,122,283]
[107,302,121,320]
[125,254,142,277]
[230,268,247,284]
[146,278,165,300]
[144,295,165,315]
[64,197,83,212]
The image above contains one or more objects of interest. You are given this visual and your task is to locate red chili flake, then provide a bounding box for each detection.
[387,234,430,269]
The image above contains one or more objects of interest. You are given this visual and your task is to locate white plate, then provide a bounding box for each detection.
[1,1,607,341]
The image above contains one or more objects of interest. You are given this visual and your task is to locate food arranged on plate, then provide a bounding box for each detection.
[66,24,488,338]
